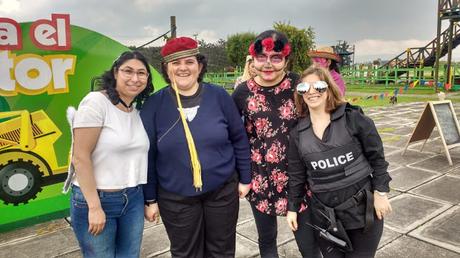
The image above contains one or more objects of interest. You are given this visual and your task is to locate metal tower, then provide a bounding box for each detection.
[435,0,460,91]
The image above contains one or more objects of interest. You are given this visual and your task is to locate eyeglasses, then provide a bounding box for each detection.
[254,54,284,64]
[296,81,328,94]
[119,68,149,81]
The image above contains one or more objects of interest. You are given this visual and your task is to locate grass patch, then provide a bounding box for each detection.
[378,127,396,133]
[347,84,437,95]
[346,95,451,108]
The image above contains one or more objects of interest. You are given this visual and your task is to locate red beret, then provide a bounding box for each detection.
[161,37,200,63]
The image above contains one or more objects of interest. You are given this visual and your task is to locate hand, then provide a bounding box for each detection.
[88,206,106,236]
[374,192,392,220]
[144,203,160,224]
[286,211,298,231]
[238,183,250,198]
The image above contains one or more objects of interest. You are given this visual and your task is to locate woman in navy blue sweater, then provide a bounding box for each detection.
[140,37,251,258]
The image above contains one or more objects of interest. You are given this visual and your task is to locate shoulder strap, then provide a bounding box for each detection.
[62,106,77,193]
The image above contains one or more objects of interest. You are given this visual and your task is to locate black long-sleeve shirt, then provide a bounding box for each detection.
[287,103,391,212]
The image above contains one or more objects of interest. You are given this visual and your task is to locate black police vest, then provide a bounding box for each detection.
[297,112,373,193]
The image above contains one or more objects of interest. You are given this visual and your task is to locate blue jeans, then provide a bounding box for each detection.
[70,185,144,258]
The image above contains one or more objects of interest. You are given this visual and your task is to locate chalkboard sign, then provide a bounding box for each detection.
[433,102,460,145]
[403,100,460,165]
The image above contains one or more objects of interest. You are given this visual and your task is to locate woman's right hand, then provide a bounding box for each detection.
[238,183,251,198]
[144,203,160,224]
[286,211,298,231]
[88,206,106,236]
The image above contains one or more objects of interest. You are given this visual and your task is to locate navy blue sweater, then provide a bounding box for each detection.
[140,83,251,200]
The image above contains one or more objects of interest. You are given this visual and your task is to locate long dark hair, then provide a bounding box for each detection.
[160,54,208,84]
[97,50,154,109]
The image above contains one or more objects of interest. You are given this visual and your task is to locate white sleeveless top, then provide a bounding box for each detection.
[72,92,149,189]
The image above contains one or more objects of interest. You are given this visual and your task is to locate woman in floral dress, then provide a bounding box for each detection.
[232,30,320,258]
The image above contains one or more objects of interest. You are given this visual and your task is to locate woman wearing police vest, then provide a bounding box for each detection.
[286,65,392,258]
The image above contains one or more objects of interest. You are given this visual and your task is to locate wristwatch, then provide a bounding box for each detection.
[144,199,157,206]
[375,191,388,196]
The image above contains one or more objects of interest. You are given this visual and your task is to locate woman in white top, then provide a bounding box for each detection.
[65,51,153,258]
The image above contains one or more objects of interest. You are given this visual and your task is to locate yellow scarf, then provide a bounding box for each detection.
[170,72,202,191]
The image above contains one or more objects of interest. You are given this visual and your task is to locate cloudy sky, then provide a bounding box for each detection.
[1,0,457,62]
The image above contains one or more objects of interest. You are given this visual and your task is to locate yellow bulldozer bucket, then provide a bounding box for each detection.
[0,110,36,151]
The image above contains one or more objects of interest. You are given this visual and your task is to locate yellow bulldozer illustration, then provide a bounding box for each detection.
[0,110,68,206]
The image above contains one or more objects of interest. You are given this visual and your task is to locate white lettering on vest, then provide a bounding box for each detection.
[310,152,354,170]
[338,155,347,164]
[311,161,318,170]
[318,160,327,169]
[346,152,354,162]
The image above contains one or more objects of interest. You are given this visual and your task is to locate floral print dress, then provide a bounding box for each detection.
[232,73,308,216]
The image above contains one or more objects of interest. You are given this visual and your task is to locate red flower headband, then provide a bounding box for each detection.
[249,37,291,57]
[262,38,275,52]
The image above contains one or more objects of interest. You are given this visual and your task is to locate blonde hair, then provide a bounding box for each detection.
[294,65,345,118]
[240,55,255,81]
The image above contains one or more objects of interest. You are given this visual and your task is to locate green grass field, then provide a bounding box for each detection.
[346,95,447,108]
[346,84,438,95]
[345,83,460,108]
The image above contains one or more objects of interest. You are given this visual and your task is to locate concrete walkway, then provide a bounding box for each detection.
[1,102,460,258]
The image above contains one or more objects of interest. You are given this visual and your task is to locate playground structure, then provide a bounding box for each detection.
[379,23,460,71]
[204,65,452,90]
[435,0,460,90]
[377,0,460,90]
[342,65,445,87]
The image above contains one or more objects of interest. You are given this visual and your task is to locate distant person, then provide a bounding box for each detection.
[234,55,257,89]
[141,36,251,258]
[308,46,346,96]
[63,51,154,257]
[286,65,392,257]
[232,30,320,258]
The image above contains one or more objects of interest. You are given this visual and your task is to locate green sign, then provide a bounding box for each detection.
[0,14,166,232]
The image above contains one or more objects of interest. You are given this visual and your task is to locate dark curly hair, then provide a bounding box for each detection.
[160,54,208,84]
[97,50,154,109]
[253,30,290,57]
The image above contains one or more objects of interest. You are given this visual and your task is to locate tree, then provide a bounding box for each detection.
[226,32,256,68]
[198,39,231,72]
[135,46,163,71]
[134,39,231,73]
[334,40,354,66]
[273,22,315,73]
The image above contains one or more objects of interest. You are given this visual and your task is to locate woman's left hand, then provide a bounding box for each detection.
[374,192,392,220]
[238,183,251,198]
[286,211,298,231]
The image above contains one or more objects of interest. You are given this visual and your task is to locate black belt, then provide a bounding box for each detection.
[313,181,374,232]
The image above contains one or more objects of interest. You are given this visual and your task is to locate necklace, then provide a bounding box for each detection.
[118,98,133,109]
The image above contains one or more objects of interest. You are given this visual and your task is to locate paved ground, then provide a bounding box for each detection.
[1,102,460,258]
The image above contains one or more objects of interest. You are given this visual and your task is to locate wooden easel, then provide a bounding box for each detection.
[402,100,460,165]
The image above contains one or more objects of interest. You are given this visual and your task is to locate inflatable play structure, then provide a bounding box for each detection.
[0,14,166,232]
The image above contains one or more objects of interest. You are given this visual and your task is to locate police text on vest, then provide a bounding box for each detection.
[311,152,354,170]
